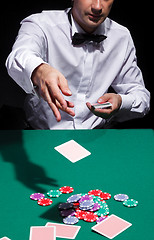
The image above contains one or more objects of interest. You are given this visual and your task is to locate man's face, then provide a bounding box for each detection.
[72,0,114,33]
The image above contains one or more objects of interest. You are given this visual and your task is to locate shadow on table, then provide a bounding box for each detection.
[0,131,58,192]
[40,203,62,223]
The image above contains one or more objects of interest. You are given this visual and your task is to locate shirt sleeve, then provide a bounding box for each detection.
[6,16,47,95]
[110,32,150,123]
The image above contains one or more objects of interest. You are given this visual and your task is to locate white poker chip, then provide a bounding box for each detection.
[114,194,129,202]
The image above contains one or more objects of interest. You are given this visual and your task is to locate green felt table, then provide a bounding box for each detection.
[0,129,154,240]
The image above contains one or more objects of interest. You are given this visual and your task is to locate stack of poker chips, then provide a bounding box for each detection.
[58,190,111,224]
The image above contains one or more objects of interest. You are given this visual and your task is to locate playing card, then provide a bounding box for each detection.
[46,222,81,239]
[29,226,56,240]
[54,140,91,163]
[0,238,11,240]
[92,214,132,239]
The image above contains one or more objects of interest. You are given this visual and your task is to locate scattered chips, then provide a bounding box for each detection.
[59,202,74,210]
[30,186,138,232]
[60,209,75,217]
[59,186,74,194]
[47,190,62,198]
[79,200,94,211]
[96,215,108,223]
[30,193,45,201]
[114,194,129,202]
[67,194,82,203]
[88,189,103,196]
[96,207,110,216]
[37,198,53,206]
[75,210,86,220]
[100,192,111,200]
[63,216,79,225]
[83,212,98,222]
[123,199,138,208]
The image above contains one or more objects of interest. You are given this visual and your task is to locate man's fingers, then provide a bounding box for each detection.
[47,83,68,110]
[58,74,72,96]
[40,85,62,122]
[56,100,75,117]
[97,93,111,103]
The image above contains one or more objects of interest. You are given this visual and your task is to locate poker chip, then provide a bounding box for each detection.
[89,202,101,212]
[38,198,53,206]
[58,202,74,210]
[88,189,103,196]
[100,192,111,200]
[75,210,86,219]
[96,207,109,216]
[96,215,108,223]
[79,200,94,210]
[59,186,74,194]
[99,200,108,209]
[73,202,80,208]
[123,199,138,207]
[67,194,82,203]
[114,194,129,202]
[30,193,45,201]
[83,212,98,222]
[47,190,62,198]
[63,216,79,225]
[60,209,75,217]
[79,194,93,203]
[92,196,102,203]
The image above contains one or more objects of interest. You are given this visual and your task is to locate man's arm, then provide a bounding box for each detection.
[6,16,75,122]
[87,32,150,123]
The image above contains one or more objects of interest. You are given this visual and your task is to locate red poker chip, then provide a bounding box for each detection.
[38,198,53,206]
[83,212,98,222]
[73,202,80,208]
[100,192,111,200]
[75,210,87,220]
[88,189,103,196]
[59,186,74,194]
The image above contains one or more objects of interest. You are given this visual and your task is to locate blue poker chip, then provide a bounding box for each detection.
[67,194,82,203]
[79,200,94,210]
[63,216,79,225]
[114,194,129,202]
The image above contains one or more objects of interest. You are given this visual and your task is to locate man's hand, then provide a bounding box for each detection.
[32,63,75,122]
[86,93,122,119]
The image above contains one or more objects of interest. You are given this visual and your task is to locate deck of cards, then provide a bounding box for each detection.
[91,102,112,110]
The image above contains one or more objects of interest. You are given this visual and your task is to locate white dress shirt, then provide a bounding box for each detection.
[6,9,150,129]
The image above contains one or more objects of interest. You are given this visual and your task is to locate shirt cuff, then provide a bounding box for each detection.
[24,56,46,94]
[119,94,134,110]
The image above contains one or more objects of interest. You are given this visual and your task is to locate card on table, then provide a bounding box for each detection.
[46,222,81,239]
[29,226,56,240]
[54,140,91,163]
[92,214,132,239]
[0,237,11,240]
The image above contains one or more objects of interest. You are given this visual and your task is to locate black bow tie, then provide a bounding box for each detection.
[72,32,107,45]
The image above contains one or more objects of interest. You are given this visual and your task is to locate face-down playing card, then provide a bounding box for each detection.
[92,214,132,239]
[54,140,91,163]
[0,238,11,240]
[29,226,56,240]
[46,222,81,239]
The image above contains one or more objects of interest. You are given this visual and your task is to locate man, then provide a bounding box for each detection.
[6,0,150,129]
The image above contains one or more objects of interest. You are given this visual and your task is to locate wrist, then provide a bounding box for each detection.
[31,63,47,86]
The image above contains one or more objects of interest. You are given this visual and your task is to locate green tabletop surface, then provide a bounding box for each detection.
[0,129,154,240]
